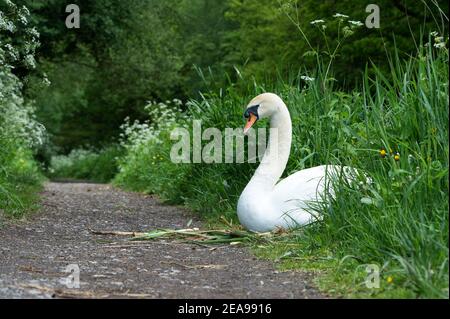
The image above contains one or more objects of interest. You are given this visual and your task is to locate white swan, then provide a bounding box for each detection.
[237,93,356,232]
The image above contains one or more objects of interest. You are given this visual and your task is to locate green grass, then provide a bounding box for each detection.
[114,41,448,298]
[251,233,418,298]
[0,182,43,218]
[0,143,44,218]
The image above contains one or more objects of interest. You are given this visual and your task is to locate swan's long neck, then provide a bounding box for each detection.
[248,102,292,191]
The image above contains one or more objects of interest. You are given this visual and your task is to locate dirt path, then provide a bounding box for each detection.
[0,182,323,299]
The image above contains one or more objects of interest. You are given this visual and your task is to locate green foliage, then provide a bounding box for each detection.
[115,31,449,297]
[114,99,191,201]
[226,0,448,84]
[26,0,190,151]
[24,0,448,152]
[48,145,124,183]
[0,142,43,217]
[4,0,448,297]
[1,0,44,217]
[311,44,449,298]
[0,0,40,73]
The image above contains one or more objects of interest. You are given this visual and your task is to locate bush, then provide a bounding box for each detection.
[48,145,124,183]
[114,99,191,201]
[1,0,45,217]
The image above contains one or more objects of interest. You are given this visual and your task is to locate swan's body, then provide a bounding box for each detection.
[237,93,355,232]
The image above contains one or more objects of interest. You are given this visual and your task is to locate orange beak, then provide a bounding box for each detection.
[243,113,257,135]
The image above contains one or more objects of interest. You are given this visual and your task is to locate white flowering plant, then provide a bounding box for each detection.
[280,6,366,87]
[114,98,192,200]
[426,31,448,50]
[1,0,45,215]
[1,0,45,147]
[0,0,39,70]
[119,98,189,150]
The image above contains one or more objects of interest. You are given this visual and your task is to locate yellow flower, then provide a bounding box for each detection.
[387,276,393,284]
[394,153,400,161]
[380,149,387,158]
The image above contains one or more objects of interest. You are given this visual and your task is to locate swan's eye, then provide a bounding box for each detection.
[244,105,260,119]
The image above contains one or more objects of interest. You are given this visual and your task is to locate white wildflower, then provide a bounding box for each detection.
[18,13,28,25]
[20,5,30,16]
[333,13,349,19]
[27,27,39,38]
[24,54,36,69]
[4,20,16,32]
[310,19,325,25]
[42,77,51,86]
[300,75,315,81]
[4,44,19,61]
[173,98,182,106]
[348,20,364,27]
[342,26,354,37]
[119,99,187,150]
[5,0,17,9]
[434,42,446,49]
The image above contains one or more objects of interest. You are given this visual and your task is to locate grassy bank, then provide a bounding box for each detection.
[0,101,44,218]
[0,142,43,218]
[112,41,448,297]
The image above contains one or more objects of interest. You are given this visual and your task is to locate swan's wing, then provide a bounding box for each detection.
[272,165,358,226]
[273,165,331,208]
[274,165,361,200]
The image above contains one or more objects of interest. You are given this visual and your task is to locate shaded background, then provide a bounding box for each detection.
[8,0,448,155]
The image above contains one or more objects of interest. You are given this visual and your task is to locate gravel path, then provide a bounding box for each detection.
[0,182,323,299]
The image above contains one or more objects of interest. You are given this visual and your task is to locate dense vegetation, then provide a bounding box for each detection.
[16,0,448,152]
[1,0,448,298]
[1,0,45,216]
[114,32,449,297]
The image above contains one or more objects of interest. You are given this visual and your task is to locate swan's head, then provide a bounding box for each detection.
[243,93,284,134]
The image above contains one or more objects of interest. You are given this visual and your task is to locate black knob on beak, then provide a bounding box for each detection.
[243,105,260,119]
